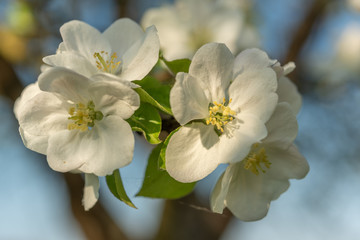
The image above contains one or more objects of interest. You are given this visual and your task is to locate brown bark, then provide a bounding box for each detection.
[0,55,23,103]
[284,0,329,64]
[64,173,129,240]
[154,194,233,240]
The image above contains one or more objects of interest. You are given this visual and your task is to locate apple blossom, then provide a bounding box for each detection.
[141,0,251,60]
[210,103,309,221]
[14,68,140,210]
[336,23,360,71]
[165,43,278,183]
[43,18,160,81]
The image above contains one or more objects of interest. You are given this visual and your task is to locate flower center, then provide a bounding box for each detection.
[67,100,103,131]
[243,143,271,175]
[93,51,121,74]
[206,98,236,133]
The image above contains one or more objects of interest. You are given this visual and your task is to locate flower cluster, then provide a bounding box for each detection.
[14,15,308,220]
[166,43,309,221]
[14,18,160,210]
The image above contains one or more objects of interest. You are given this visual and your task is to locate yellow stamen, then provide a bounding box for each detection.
[67,100,103,131]
[243,143,271,175]
[93,51,121,74]
[205,98,236,132]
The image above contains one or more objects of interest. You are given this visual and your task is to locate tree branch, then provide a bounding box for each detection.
[154,193,233,240]
[284,0,328,64]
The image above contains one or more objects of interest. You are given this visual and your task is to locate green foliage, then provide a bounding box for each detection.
[106,169,136,208]
[137,143,196,199]
[161,57,191,75]
[127,103,162,144]
[133,76,172,115]
[134,76,171,111]
[158,127,180,170]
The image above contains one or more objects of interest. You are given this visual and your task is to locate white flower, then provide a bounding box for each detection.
[165,43,278,183]
[141,0,249,60]
[14,68,140,210]
[43,18,160,81]
[336,23,360,71]
[347,0,360,12]
[210,103,309,221]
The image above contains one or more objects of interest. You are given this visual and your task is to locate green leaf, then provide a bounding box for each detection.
[137,143,196,199]
[106,169,137,208]
[158,127,180,170]
[127,103,162,144]
[161,57,191,75]
[133,77,172,115]
[133,76,171,111]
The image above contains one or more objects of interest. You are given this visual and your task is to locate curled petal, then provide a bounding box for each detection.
[38,67,92,102]
[170,72,210,125]
[89,78,140,119]
[210,164,236,213]
[119,25,160,81]
[83,174,100,211]
[43,52,97,78]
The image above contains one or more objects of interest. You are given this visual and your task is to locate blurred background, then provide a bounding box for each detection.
[1,0,360,239]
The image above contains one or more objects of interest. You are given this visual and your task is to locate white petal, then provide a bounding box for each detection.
[188,43,234,102]
[38,67,92,102]
[218,114,267,164]
[221,144,309,221]
[43,52,97,78]
[119,25,160,81]
[223,162,290,221]
[103,18,144,57]
[83,174,100,211]
[170,72,210,125]
[60,20,111,61]
[210,165,235,213]
[263,103,298,148]
[228,67,278,122]
[141,6,191,60]
[265,144,309,180]
[17,91,68,137]
[19,127,48,154]
[88,79,140,119]
[277,77,302,114]
[14,83,41,120]
[47,115,134,176]
[166,122,220,182]
[283,62,296,75]
[233,48,273,77]
[57,42,67,53]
